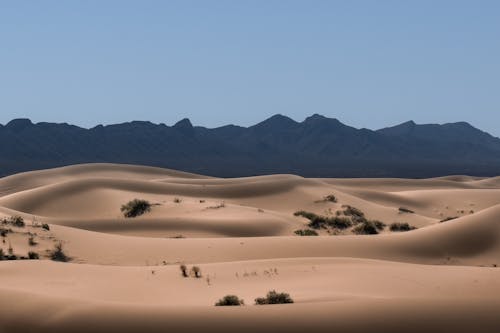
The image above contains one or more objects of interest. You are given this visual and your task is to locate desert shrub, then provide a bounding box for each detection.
[121,199,152,218]
[191,266,202,278]
[28,235,37,246]
[42,223,50,231]
[173,197,182,203]
[341,205,367,224]
[8,216,25,227]
[28,251,39,259]
[389,222,416,232]
[255,290,294,305]
[398,207,415,214]
[0,227,11,237]
[51,242,69,262]
[324,194,337,203]
[294,210,320,221]
[440,216,458,223]
[352,220,384,235]
[180,264,188,277]
[0,248,4,260]
[215,295,244,306]
[294,229,319,236]
[207,202,226,209]
[326,216,352,229]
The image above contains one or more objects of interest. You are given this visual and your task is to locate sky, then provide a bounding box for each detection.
[0,0,499,135]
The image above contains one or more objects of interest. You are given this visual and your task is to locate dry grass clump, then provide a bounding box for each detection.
[215,295,245,306]
[121,199,152,218]
[398,207,415,214]
[352,220,386,235]
[2,216,25,228]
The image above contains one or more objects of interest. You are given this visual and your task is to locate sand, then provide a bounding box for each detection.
[0,163,499,332]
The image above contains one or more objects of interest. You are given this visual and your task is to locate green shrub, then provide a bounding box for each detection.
[51,242,70,262]
[389,222,417,232]
[294,229,319,236]
[121,199,152,218]
[255,290,294,305]
[215,295,244,306]
[28,251,39,259]
[398,207,415,214]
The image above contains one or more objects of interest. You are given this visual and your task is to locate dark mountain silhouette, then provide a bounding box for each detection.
[1,114,500,178]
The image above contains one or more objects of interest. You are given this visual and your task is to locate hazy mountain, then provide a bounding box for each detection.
[1,115,499,178]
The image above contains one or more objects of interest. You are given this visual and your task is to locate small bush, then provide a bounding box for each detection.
[0,248,4,260]
[255,290,294,305]
[28,235,37,246]
[28,251,39,259]
[180,264,188,277]
[191,266,202,278]
[389,222,416,232]
[294,210,320,221]
[294,229,319,236]
[51,242,69,262]
[440,216,458,223]
[352,220,385,235]
[326,216,352,229]
[173,197,182,203]
[121,199,152,218]
[8,216,25,227]
[215,295,244,306]
[0,227,11,237]
[398,207,415,214]
[324,194,337,203]
[42,223,50,231]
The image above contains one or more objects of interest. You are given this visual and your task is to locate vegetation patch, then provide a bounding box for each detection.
[294,229,319,236]
[2,216,25,228]
[398,207,415,214]
[50,242,70,262]
[389,222,417,232]
[215,295,245,306]
[28,251,39,259]
[352,220,385,235]
[121,199,152,218]
[440,216,458,223]
[255,290,294,305]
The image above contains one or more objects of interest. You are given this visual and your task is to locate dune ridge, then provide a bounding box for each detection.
[1,163,499,332]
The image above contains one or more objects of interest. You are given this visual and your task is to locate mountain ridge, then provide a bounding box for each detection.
[1,114,499,178]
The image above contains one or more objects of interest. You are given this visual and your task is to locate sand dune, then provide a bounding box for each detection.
[1,163,499,332]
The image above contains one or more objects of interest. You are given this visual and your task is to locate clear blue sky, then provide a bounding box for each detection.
[1,1,499,135]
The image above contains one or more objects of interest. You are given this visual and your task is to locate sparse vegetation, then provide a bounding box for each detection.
[42,223,50,231]
[28,251,39,259]
[50,242,70,262]
[215,295,245,306]
[207,202,226,209]
[398,207,415,214]
[180,264,188,277]
[389,222,417,232]
[440,216,458,223]
[0,227,11,237]
[352,220,385,235]
[341,205,367,223]
[324,194,337,203]
[3,216,25,228]
[121,199,152,218]
[173,197,182,203]
[0,248,4,260]
[294,229,319,236]
[28,235,37,246]
[191,266,202,278]
[255,290,294,305]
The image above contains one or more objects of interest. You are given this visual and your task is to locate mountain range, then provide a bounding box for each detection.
[1,114,500,178]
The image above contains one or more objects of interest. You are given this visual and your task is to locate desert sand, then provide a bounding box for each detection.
[1,163,499,332]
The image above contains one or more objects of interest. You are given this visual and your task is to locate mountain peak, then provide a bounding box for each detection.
[173,118,194,135]
[252,114,298,130]
[5,118,34,131]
